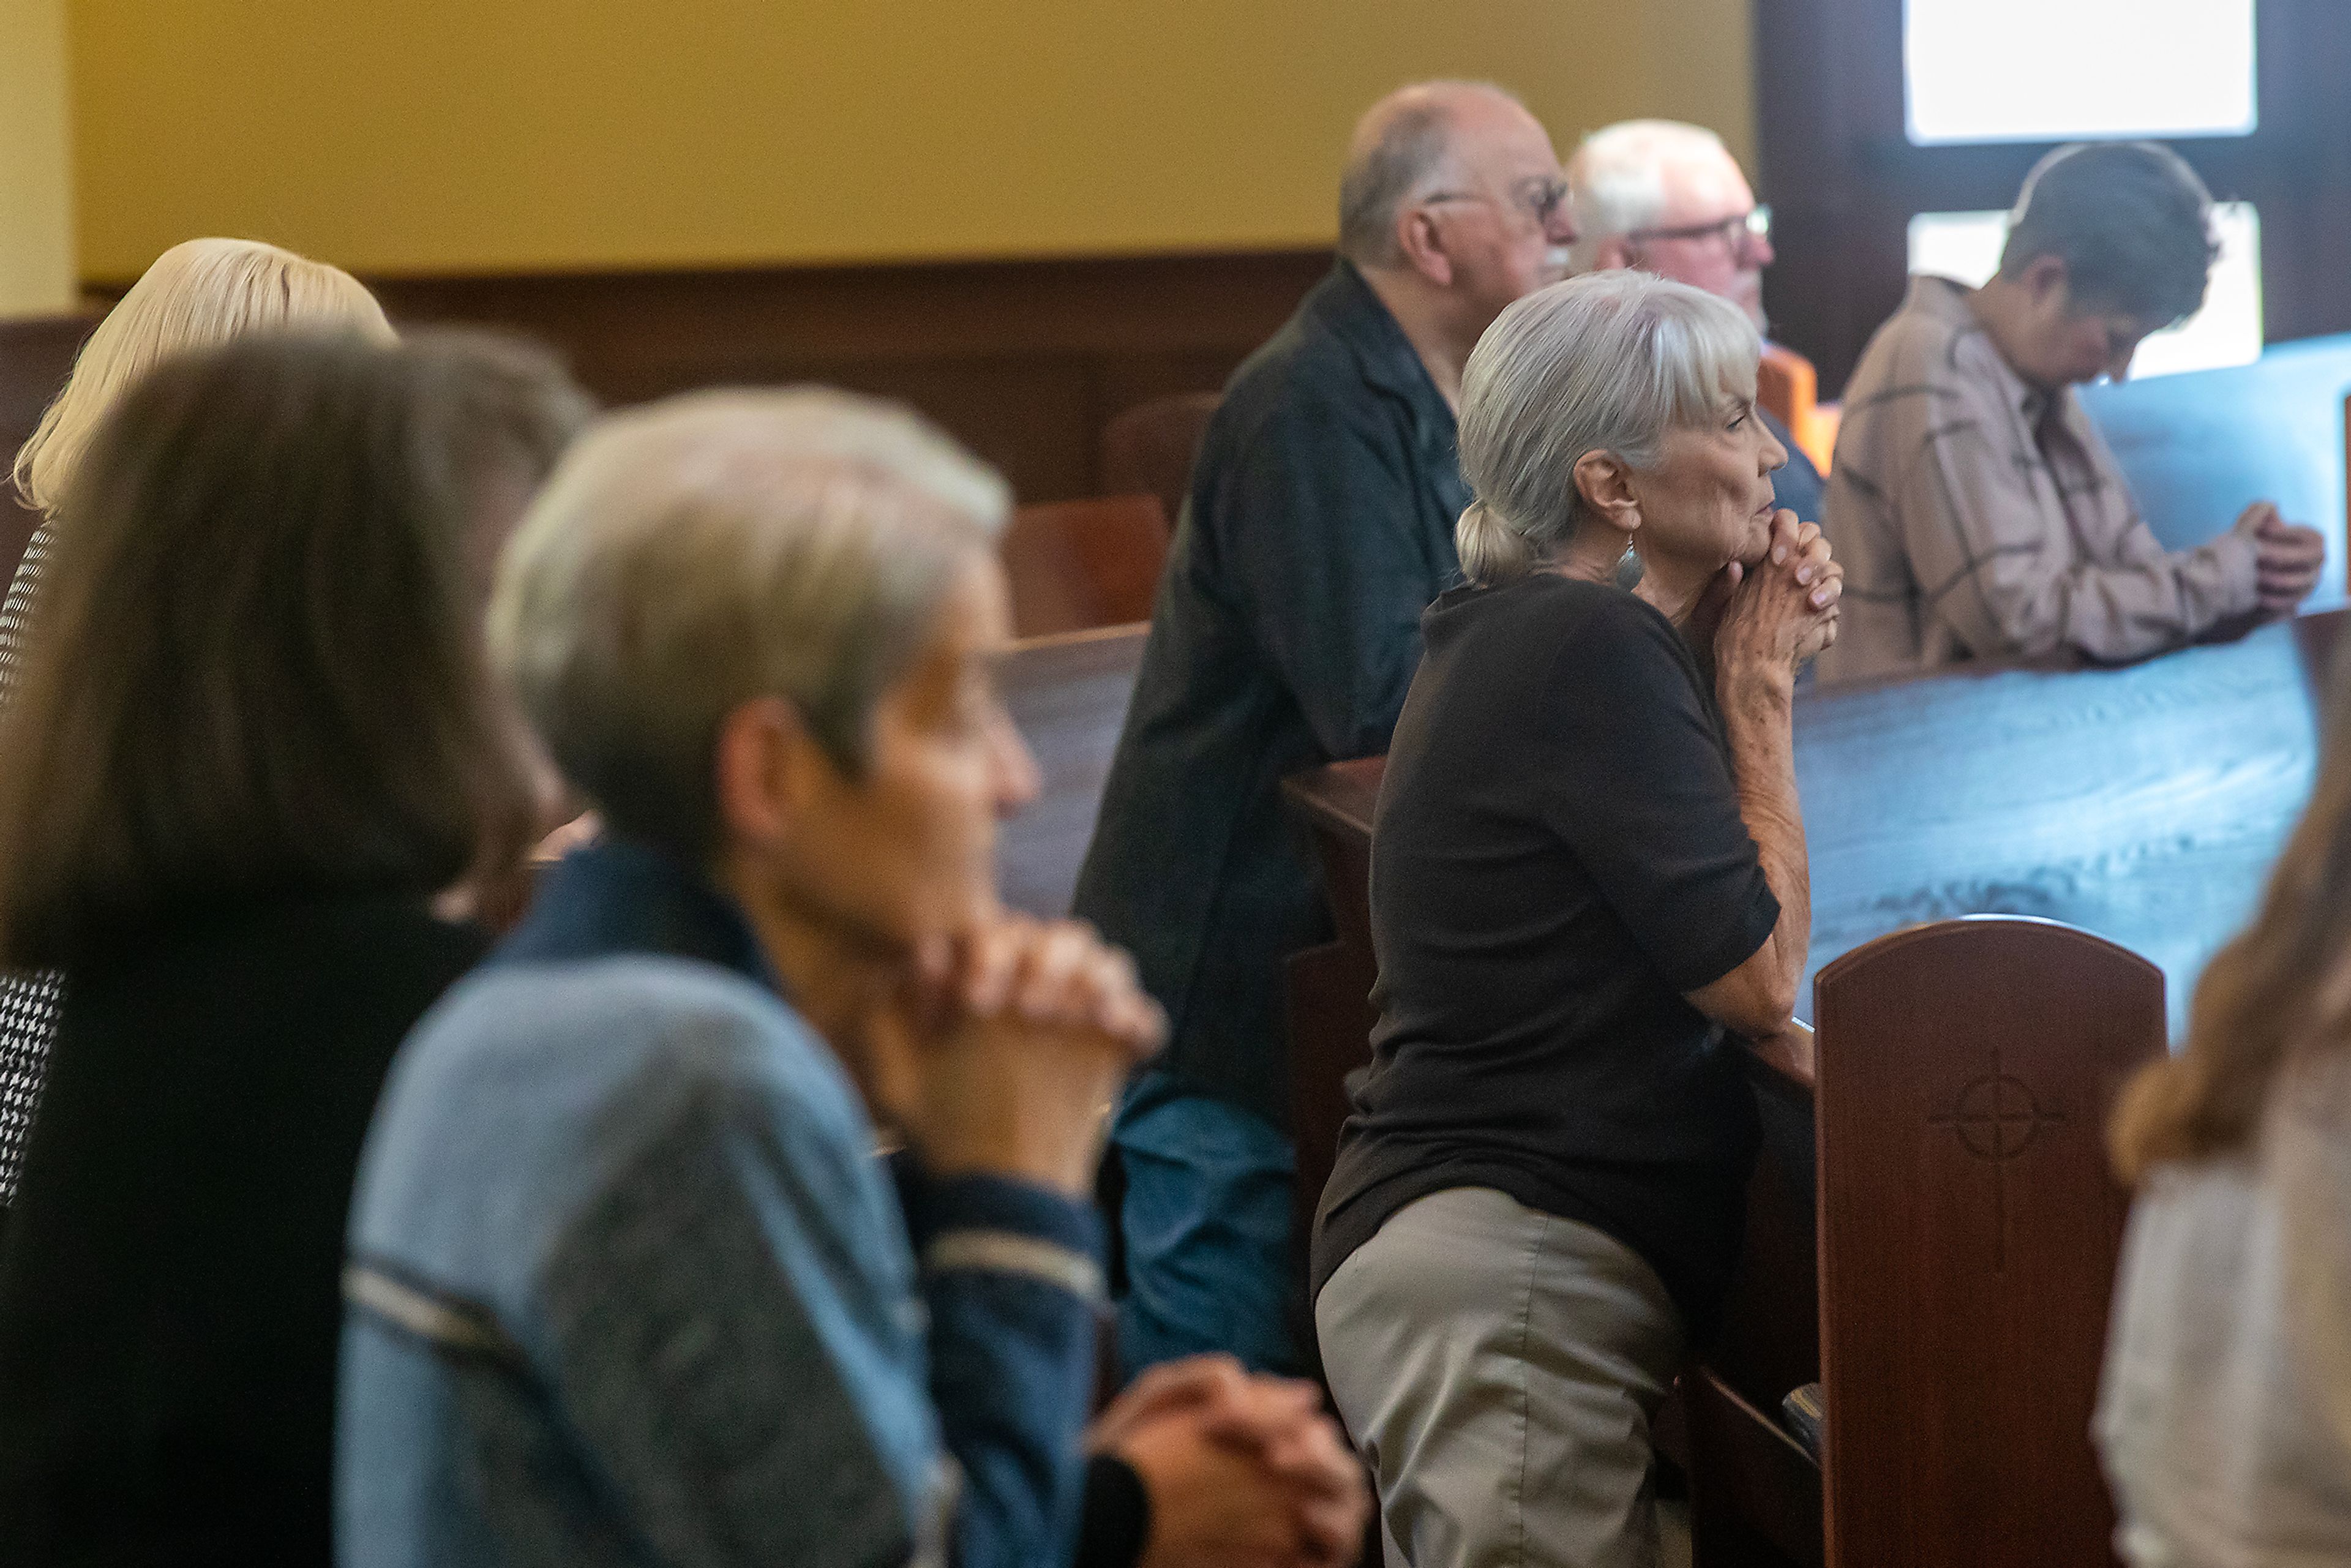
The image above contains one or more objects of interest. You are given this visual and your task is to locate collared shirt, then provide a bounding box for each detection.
[1073,260,1469,1128]
[1819,276,2259,685]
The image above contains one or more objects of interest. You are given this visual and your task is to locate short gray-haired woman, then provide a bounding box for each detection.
[1311,270,1840,1567]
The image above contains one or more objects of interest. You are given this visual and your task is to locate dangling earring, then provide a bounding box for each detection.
[1614,539,1644,591]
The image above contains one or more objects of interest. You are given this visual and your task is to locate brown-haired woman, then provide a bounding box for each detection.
[0,239,394,1212]
[0,329,587,1561]
[2098,666,2351,1565]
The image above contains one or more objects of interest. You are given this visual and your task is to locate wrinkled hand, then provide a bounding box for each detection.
[1715,510,1842,685]
[1093,1356,1369,1568]
[868,914,1163,1196]
[2238,501,2325,618]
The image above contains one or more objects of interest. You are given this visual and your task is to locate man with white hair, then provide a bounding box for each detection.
[1566,119,1824,523]
[1075,80,1575,1379]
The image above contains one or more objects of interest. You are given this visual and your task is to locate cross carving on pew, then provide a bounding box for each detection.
[1929,1049,2066,1274]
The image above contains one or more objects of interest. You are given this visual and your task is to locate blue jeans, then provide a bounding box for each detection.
[1111,1071,1300,1378]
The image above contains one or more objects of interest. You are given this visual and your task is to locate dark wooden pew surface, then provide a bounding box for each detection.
[997,622,1147,918]
[1289,607,2345,1035]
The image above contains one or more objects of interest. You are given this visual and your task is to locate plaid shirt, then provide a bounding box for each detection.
[1819,276,2259,684]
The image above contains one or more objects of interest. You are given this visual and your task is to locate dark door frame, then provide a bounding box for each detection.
[1753,0,2351,396]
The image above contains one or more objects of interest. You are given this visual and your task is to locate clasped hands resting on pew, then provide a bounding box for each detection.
[862,913,1370,1568]
[2235,500,2328,619]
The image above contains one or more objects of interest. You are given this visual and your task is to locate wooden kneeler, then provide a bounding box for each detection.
[1689,916,2164,1568]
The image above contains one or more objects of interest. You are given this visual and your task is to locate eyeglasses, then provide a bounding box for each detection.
[1420,176,1572,230]
[1627,204,1772,252]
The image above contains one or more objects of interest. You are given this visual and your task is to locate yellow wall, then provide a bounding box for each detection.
[0,0,76,312]
[67,0,1754,282]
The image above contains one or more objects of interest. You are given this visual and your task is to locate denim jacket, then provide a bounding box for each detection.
[336,840,1104,1568]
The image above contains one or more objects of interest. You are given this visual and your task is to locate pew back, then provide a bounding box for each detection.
[1797,612,2334,1031]
[1281,761,1383,1243]
[1099,392,1218,535]
[997,623,1147,918]
[1002,493,1169,639]
[1815,917,2159,1567]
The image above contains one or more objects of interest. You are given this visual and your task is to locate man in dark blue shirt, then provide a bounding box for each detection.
[1565,119,1826,523]
[1074,80,1576,1376]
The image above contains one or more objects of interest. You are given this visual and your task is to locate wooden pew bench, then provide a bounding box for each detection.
[1685,918,2162,1568]
[1002,495,1169,639]
[997,621,1149,918]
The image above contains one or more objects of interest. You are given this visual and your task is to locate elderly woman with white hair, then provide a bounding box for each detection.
[1311,271,1840,1567]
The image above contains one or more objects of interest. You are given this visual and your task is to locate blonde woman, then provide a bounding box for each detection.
[2098,671,2351,1565]
[0,238,389,1208]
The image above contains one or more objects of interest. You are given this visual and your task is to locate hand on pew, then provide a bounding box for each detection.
[1092,1354,1370,1568]
[2240,501,2326,617]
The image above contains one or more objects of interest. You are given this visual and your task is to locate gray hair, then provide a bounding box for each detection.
[1999,141,2216,324]
[1337,80,1521,268]
[489,387,1010,858]
[1564,119,1734,272]
[1455,270,1759,585]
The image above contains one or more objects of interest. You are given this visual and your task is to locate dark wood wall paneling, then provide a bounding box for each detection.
[1753,0,2351,397]
[79,250,1332,506]
[359,250,1332,505]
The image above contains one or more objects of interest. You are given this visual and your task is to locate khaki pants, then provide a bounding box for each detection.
[1315,1187,1684,1568]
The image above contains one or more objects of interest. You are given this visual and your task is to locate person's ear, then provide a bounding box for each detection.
[711,694,832,853]
[2019,252,2071,314]
[1395,205,1456,288]
[1572,449,1643,541]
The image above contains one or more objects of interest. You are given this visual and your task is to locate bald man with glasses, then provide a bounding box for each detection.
[1075,80,1573,1382]
[1566,119,1822,524]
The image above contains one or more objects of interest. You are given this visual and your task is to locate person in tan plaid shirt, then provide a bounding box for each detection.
[1820,142,2325,685]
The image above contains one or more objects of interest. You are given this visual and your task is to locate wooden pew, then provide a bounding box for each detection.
[997,622,1149,918]
[1281,762,1382,1250]
[1002,494,1170,639]
[1100,392,1219,533]
[1796,610,2336,1032]
[1282,609,2346,1562]
[1684,918,2162,1568]
[1286,606,2341,1178]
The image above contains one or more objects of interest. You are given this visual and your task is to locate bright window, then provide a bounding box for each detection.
[1905,202,2263,378]
[1905,0,2257,145]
